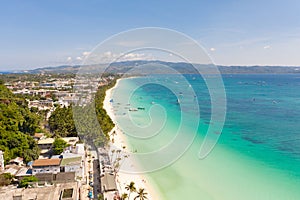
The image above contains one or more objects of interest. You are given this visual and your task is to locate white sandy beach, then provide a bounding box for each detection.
[103,78,161,200]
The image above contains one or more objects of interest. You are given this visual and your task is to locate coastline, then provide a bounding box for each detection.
[103,78,162,200]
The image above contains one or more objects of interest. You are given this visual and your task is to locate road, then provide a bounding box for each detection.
[92,159,101,199]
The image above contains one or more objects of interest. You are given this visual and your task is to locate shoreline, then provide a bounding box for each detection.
[103,78,161,200]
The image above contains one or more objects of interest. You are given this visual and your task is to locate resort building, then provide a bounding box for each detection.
[32,158,61,175]
[60,153,83,178]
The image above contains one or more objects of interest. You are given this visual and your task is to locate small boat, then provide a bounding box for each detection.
[177,99,180,104]
[137,107,145,110]
[129,108,138,111]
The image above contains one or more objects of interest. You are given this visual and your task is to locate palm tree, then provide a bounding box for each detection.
[125,181,136,200]
[134,188,148,200]
[120,193,128,200]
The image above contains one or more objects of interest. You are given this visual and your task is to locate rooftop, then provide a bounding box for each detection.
[8,157,23,164]
[60,157,81,166]
[62,137,79,146]
[15,167,31,177]
[38,138,55,145]
[32,158,61,167]
[101,173,118,192]
[34,133,45,139]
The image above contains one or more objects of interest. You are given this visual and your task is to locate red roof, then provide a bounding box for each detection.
[32,159,61,167]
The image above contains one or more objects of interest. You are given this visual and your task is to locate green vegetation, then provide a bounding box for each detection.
[92,77,119,146]
[134,188,148,200]
[0,173,14,186]
[0,82,40,163]
[98,193,104,200]
[52,138,69,155]
[50,76,118,147]
[94,80,116,136]
[19,176,38,188]
[48,106,77,137]
[120,193,128,200]
[125,181,137,200]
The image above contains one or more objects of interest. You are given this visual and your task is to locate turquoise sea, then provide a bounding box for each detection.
[110,74,300,199]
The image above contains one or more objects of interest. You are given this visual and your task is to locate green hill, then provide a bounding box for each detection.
[0,82,40,164]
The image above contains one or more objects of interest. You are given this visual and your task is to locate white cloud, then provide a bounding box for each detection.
[263,45,271,49]
[76,56,82,61]
[82,51,154,64]
[210,47,216,52]
[67,57,72,62]
[82,51,90,56]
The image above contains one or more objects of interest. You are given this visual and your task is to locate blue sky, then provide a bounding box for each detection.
[1,0,300,70]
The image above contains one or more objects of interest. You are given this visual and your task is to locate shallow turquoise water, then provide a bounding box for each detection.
[110,74,300,199]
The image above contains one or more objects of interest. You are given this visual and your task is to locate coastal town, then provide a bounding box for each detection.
[0,73,150,200]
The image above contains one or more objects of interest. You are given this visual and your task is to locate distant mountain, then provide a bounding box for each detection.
[0,71,12,74]
[9,60,300,74]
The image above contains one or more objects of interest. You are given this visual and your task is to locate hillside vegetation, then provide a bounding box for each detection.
[0,82,40,163]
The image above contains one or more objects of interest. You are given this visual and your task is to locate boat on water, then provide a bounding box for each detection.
[129,108,138,111]
[137,107,145,110]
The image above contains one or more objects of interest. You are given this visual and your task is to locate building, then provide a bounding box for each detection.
[8,157,23,166]
[0,150,4,171]
[32,158,61,175]
[28,99,53,110]
[60,154,83,178]
[0,181,78,200]
[62,137,79,147]
[74,143,85,155]
[33,133,45,141]
[101,173,118,192]
[15,167,32,180]
[38,138,55,155]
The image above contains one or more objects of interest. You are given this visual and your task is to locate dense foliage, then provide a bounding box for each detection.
[94,78,116,137]
[0,173,13,186]
[19,176,38,188]
[50,77,117,147]
[0,83,40,163]
[48,106,77,137]
[52,138,69,155]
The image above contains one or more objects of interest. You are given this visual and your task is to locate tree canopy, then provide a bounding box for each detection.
[48,106,77,137]
[19,176,38,188]
[0,83,40,163]
[52,138,69,155]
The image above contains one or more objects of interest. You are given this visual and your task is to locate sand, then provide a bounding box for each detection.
[103,78,161,200]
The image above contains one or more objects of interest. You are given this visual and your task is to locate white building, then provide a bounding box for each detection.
[74,143,85,155]
[60,153,83,178]
[0,150,4,171]
[32,158,61,175]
